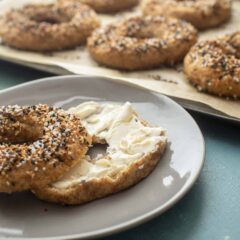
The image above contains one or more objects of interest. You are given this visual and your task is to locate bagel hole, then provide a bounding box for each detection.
[88,143,108,160]
[126,29,154,39]
[0,124,42,144]
[30,13,70,24]
[86,143,120,180]
[125,27,162,39]
[31,16,61,24]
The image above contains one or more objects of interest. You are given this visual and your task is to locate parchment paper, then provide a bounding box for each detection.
[0,0,239,118]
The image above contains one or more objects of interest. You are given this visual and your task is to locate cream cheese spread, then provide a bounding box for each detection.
[53,102,167,189]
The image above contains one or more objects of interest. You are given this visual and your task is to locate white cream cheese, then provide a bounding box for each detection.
[53,102,167,189]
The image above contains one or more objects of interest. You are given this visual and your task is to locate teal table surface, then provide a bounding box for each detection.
[0,60,239,240]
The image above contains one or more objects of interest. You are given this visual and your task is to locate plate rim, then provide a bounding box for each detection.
[0,75,205,240]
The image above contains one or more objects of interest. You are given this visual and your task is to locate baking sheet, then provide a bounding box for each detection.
[0,0,239,119]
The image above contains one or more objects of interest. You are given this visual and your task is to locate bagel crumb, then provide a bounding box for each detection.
[138,164,144,170]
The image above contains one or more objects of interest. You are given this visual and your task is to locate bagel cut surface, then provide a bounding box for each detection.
[0,104,91,193]
[142,0,232,30]
[87,15,198,70]
[33,102,167,205]
[0,2,100,51]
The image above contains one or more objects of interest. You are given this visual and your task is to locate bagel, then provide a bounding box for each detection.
[59,0,139,13]
[184,32,240,98]
[0,2,100,51]
[32,102,167,205]
[87,15,198,70]
[141,0,232,30]
[0,104,91,193]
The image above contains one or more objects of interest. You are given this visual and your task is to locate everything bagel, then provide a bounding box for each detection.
[58,0,139,13]
[0,2,100,51]
[141,0,232,30]
[0,104,91,193]
[87,15,198,70]
[184,32,240,98]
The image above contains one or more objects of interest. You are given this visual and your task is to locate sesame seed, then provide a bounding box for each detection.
[0,104,90,187]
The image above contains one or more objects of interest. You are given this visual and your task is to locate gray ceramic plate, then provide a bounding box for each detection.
[0,76,205,240]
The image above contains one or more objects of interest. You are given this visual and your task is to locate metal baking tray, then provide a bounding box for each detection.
[1,56,240,124]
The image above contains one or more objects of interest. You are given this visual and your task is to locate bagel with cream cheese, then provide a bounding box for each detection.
[32,102,167,205]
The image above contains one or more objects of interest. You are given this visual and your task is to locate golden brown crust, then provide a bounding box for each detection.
[59,0,139,13]
[184,32,240,98]
[0,105,91,193]
[33,141,166,205]
[32,113,167,205]
[141,0,232,30]
[0,2,100,51]
[87,15,198,70]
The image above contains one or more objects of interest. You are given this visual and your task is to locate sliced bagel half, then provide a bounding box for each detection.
[32,102,167,205]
